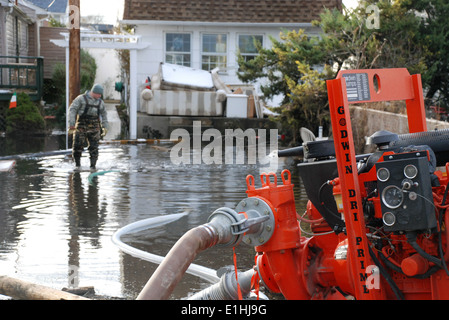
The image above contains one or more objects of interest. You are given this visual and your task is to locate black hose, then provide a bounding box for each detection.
[277,146,303,158]
[438,181,449,276]
[406,231,443,268]
[368,245,404,300]
[318,181,344,222]
[378,249,440,279]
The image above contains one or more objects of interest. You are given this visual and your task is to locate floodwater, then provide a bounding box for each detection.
[0,136,308,300]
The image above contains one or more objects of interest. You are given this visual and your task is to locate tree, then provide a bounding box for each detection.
[400,0,449,108]
[283,62,334,144]
[237,1,426,143]
[317,1,425,73]
[49,49,97,129]
[237,29,330,143]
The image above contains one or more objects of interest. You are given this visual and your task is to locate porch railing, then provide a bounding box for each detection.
[0,56,44,101]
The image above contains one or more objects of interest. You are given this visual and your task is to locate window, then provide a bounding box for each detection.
[238,35,263,62]
[165,33,191,67]
[201,34,227,71]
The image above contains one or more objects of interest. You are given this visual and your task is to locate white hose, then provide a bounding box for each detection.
[111,211,220,283]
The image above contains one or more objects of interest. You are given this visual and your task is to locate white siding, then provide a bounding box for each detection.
[133,23,319,110]
[5,13,30,58]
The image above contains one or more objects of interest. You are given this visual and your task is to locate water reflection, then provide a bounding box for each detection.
[68,172,107,287]
[0,134,66,158]
[0,144,306,299]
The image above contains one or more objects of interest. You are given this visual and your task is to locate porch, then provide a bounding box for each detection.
[0,56,44,102]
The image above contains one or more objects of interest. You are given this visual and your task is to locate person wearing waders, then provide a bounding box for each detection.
[68,84,109,170]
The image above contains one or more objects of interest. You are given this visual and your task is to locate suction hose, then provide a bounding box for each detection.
[188,269,254,300]
[137,224,220,300]
[137,205,274,300]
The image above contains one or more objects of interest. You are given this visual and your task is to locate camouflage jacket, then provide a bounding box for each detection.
[68,91,109,129]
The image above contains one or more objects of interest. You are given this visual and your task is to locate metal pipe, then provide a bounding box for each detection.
[0,149,72,161]
[100,138,181,145]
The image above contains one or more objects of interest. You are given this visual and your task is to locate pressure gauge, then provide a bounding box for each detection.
[404,164,418,179]
[382,212,396,226]
[377,167,390,182]
[382,185,404,209]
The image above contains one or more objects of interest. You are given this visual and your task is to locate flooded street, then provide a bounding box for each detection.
[0,137,307,299]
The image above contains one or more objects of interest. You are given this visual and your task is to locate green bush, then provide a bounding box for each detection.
[6,93,45,134]
[52,49,97,99]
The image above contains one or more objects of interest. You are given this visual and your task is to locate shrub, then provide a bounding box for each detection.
[6,93,45,134]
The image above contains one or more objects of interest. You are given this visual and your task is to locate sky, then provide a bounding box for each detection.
[78,0,359,25]
[79,0,124,24]
[343,0,359,9]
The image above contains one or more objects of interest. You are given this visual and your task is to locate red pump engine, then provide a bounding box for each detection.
[251,69,449,300]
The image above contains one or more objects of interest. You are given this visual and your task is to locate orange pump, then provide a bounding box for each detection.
[246,69,449,300]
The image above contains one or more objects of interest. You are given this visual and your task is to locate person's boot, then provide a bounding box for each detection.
[90,158,97,171]
[73,154,81,170]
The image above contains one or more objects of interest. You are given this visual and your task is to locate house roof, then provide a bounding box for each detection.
[26,0,67,13]
[123,0,342,23]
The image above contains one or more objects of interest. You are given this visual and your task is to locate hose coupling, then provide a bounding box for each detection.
[207,197,275,248]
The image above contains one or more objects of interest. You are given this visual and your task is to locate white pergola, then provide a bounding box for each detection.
[51,32,150,142]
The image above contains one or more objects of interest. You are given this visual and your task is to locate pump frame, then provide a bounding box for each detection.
[327,68,427,299]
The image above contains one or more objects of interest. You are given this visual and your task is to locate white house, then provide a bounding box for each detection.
[121,0,343,117]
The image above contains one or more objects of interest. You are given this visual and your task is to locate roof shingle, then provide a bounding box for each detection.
[123,0,342,23]
[27,0,68,13]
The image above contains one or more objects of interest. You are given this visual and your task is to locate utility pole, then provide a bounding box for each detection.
[66,0,80,150]
[69,0,80,105]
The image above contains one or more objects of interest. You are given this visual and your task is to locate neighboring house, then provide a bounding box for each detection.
[0,0,70,102]
[0,0,49,101]
[84,23,114,34]
[0,0,66,57]
[121,0,343,112]
[0,0,43,58]
[19,0,68,79]
[26,0,68,25]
